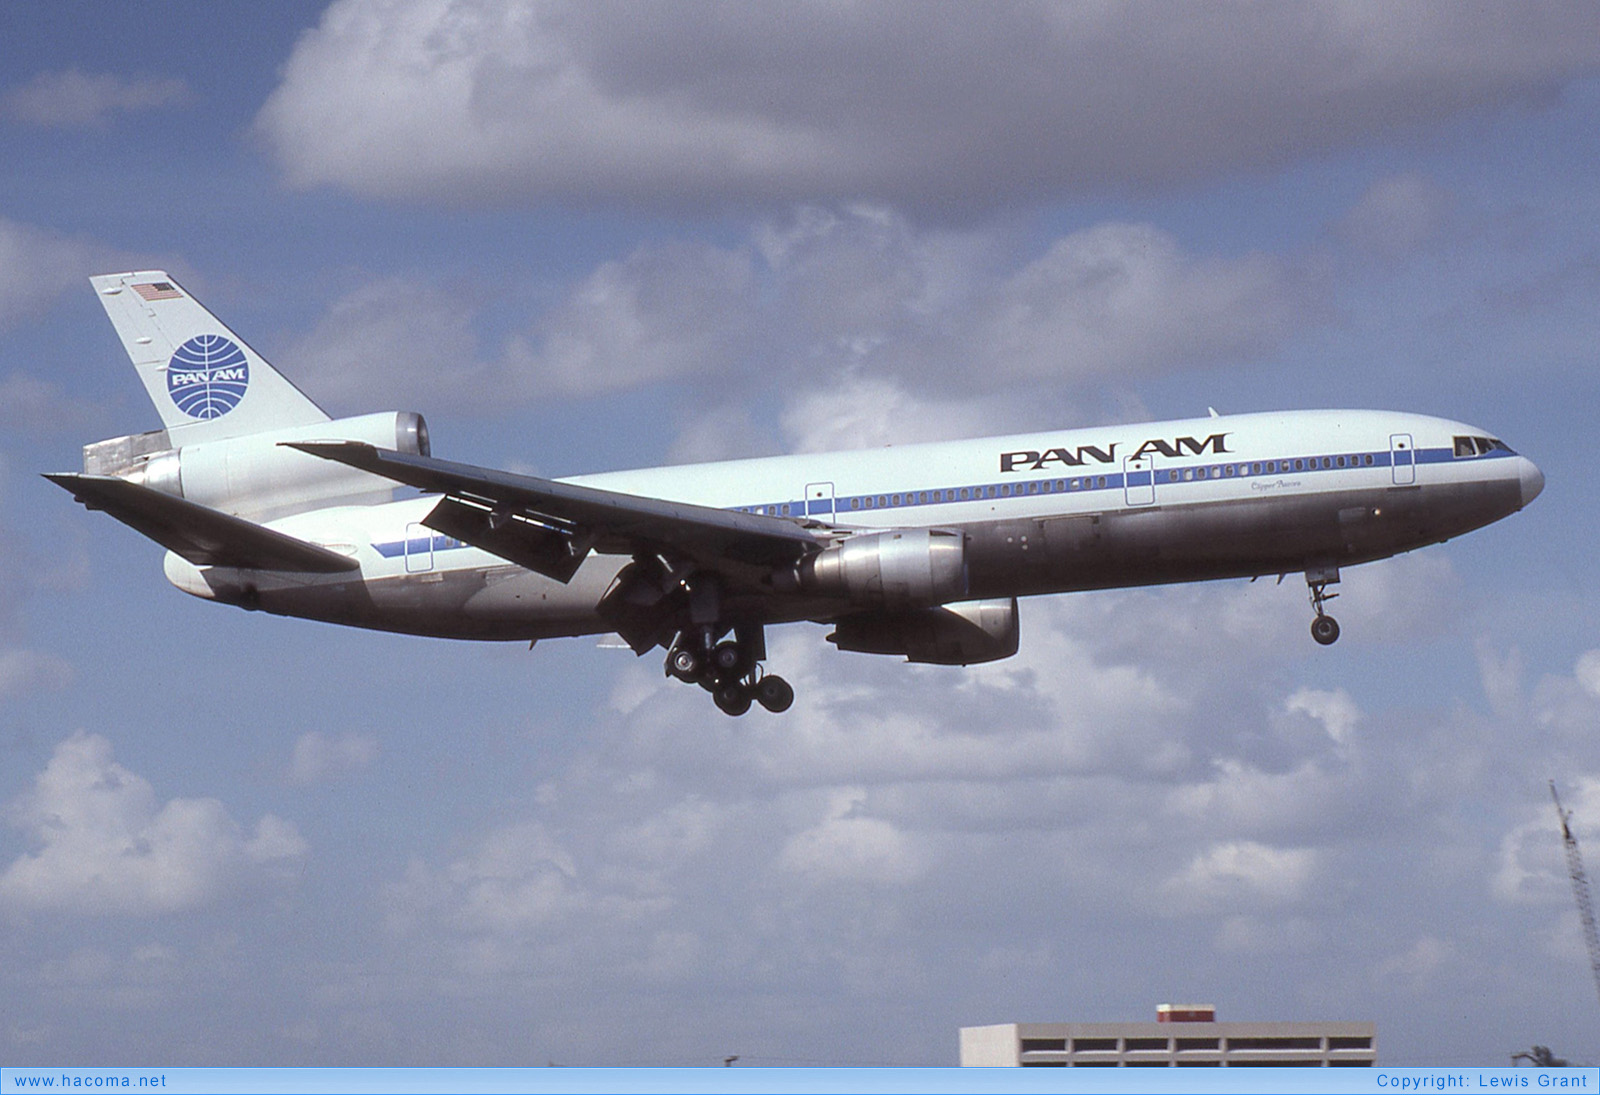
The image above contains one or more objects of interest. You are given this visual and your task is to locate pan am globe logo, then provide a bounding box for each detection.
[167,335,249,419]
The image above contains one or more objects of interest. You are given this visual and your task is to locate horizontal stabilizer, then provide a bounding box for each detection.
[44,473,359,573]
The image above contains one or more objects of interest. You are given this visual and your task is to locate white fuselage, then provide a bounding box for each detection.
[164,409,1542,641]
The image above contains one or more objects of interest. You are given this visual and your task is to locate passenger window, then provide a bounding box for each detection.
[851,498,860,510]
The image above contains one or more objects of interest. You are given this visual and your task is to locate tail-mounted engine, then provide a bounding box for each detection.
[828,597,1020,665]
[81,411,430,520]
[796,528,967,608]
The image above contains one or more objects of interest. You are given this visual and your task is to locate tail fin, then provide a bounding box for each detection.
[91,271,328,445]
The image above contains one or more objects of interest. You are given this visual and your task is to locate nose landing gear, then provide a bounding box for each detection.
[1306,564,1341,646]
[664,624,794,715]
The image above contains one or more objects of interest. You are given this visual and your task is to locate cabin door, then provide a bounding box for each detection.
[1390,434,1416,486]
[1123,455,1156,506]
[804,482,835,522]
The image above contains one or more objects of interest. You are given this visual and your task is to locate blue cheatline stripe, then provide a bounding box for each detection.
[732,445,1516,520]
[364,444,1518,556]
[371,534,468,559]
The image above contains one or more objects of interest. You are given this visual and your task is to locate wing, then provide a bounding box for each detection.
[45,473,359,573]
[283,442,823,583]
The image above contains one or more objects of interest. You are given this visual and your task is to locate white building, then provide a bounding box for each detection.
[960,1005,1376,1067]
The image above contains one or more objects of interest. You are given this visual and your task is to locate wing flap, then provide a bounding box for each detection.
[423,494,593,583]
[285,441,821,579]
[45,473,360,573]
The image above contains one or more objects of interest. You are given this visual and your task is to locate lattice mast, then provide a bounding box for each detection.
[1550,780,1600,1010]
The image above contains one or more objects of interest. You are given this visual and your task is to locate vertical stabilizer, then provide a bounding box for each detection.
[91,271,328,445]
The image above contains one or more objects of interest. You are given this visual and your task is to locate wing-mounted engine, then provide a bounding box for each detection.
[795,528,967,608]
[82,411,430,520]
[828,597,1020,665]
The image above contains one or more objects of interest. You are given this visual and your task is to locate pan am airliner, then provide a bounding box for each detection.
[50,271,1544,715]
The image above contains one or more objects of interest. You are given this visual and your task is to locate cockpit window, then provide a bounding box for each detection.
[1455,435,1516,458]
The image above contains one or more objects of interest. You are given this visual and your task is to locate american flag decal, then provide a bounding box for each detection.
[133,282,182,301]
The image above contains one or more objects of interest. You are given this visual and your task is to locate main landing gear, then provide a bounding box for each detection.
[1306,564,1341,646]
[664,624,794,716]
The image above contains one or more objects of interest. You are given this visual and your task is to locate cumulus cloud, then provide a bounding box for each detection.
[283,277,483,412]
[0,70,188,128]
[1575,650,1600,699]
[1338,173,1457,259]
[0,734,307,916]
[777,374,999,454]
[255,1,1600,212]
[777,788,927,886]
[1165,840,1319,906]
[0,649,74,699]
[1284,687,1362,747]
[288,732,379,785]
[976,223,1309,383]
[501,241,758,397]
[287,207,1317,430]
[0,372,106,436]
[0,216,125,331]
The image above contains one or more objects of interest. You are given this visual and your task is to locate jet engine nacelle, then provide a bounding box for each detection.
[84,411,430,520]
[828,597,1020,665]
[798,528,967,608]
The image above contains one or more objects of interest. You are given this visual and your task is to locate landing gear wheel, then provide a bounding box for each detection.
[712,640,745,675]
[666,645,703,682]
[713,682,752,716]
[1311,615,1341,646]
[753,674,794,713]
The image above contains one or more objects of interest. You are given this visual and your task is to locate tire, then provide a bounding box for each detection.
[754,675,795,713]
[712,640,744,674]
[1311,615,1341,646]
[713,683,752,716]
[667,646,702,681]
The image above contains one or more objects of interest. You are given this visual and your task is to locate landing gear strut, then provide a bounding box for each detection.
[664,624,794,715]
[1306,564,1341,646]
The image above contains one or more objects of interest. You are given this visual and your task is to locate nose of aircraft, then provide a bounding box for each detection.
[1520,457,1545,508]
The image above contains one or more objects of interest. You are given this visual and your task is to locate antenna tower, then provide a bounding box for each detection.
[1550,780,1600,1010]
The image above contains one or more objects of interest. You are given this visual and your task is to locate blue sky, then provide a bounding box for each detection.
[4,0,1600,1068]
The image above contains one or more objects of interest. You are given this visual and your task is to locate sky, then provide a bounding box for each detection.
[3,0,1600,1069]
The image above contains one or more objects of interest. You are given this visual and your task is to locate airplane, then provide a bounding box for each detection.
[48,270,1546,715]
